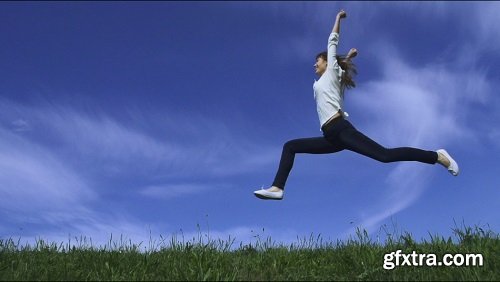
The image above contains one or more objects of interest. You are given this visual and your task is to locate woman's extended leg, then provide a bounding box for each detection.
[272,137,343,189]
[337,121,438,164]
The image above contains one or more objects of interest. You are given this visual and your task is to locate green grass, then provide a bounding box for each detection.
[1,225,499,281]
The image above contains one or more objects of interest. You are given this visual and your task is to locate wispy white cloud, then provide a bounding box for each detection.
[0,123,107,242]
[0,98,279,179]
[0,127,95,217]
[0,96,282,244]
[139,183,230,200]
[11,119,31,132]
[0,99,180,244]
[342,32,493,236]
[472,2,500,51]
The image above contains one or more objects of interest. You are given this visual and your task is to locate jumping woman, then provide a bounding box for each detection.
[254,9,459,200]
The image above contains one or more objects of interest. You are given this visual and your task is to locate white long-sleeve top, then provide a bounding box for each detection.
[313,32,347,129]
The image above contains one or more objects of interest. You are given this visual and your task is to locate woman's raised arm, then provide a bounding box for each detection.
[327,10,347,66]
[332,10,346,34]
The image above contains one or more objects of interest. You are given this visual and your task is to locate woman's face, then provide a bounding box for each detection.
[314,57,327,76]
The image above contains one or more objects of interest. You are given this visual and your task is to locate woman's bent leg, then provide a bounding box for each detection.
[339,123,438,164]
[272,137,343,189]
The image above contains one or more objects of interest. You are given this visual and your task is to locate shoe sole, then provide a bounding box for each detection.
[254,193,283,200]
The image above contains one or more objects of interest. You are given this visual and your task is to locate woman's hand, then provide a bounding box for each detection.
[347,48,358,59]
[337,10,347,19]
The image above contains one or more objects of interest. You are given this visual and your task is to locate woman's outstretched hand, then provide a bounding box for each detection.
[337,10,347,19]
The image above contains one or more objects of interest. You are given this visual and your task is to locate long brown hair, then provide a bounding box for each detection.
[316,51,357,89]
[336,54,357,89]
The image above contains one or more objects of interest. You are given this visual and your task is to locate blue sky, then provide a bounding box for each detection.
[1,2,499,248]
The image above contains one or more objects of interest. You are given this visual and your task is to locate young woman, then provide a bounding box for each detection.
[254,10,459,200]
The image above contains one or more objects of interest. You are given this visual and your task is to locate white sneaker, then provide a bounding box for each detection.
[253,188,283,200]
[437,149,459,176]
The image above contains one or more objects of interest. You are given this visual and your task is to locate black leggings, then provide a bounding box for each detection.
[272,117,438,189]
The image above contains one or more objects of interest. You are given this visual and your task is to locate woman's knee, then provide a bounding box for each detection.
[283,138,306,153]
[283,139,297,152]
[375,149,396,163]
[377,154,392,163]
[354,147,393,163]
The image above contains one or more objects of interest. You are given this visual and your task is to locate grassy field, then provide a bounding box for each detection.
[1,225,498,281]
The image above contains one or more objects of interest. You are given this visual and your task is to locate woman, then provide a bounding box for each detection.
[254,10,459,200]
